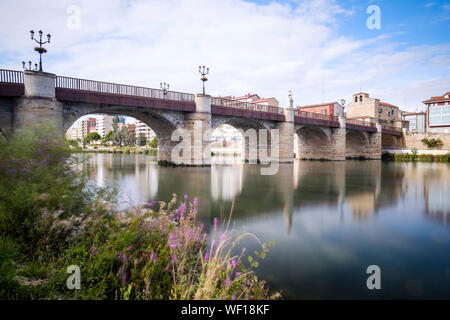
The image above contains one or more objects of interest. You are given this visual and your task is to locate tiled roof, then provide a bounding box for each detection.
[423,92,450,103]
[296,102,337,109]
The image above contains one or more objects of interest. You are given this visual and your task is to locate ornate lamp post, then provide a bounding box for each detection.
[198,65,209,95]
[30,30,51,72]
[22,60,38,71]
[160,82,170,97]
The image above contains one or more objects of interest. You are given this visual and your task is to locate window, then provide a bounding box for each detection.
[355,97,358,103]
[359,96,363,102]
[429,105,450,126]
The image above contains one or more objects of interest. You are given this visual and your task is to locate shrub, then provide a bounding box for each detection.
[421,138,443,149]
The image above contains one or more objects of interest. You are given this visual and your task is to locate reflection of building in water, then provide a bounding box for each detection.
[135,156,158,200]
[424,168,450,226]
[346,192,376,220]
[211,165,243,201]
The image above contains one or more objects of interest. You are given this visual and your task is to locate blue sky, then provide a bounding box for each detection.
[0,0,449,112]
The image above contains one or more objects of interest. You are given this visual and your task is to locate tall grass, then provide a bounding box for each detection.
[0,125,277,300]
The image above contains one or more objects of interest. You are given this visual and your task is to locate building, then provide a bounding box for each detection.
[423,92,450,133]
[230,93,279,108]
[127,123,136,137]
[81,117,97,137]
[135,119,156,141]
[295,102,345,117]
[97,115,113,137]
[402,112,427,133]
[346,92,408,129]
[66,124,83,140]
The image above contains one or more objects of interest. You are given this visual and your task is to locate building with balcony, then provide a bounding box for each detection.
[135,119,156,141]
[97,115,113,137]
[424,92,450,133]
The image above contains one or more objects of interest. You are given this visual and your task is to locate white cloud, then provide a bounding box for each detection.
[0,0,448,111]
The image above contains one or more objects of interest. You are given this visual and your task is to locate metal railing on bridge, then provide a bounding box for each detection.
[56,76,195,102]
[382,124,403,134]
[0,69,24,84]
[294,109,339,122]
[212,97,284,115]
[346,118,377,128]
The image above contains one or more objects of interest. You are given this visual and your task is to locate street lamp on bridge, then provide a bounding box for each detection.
[30,29,51,72]
[198,65,209,95]
[160,82,170,97]
[22,60,38,71]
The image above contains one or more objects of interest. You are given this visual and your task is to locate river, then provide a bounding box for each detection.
[78,153,450,299]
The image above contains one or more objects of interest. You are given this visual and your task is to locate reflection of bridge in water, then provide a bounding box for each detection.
[81,154,450,231]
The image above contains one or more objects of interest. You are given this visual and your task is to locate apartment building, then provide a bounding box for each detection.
[424,92,450,133]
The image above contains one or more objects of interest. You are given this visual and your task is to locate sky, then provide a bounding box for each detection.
[0,0,449,114]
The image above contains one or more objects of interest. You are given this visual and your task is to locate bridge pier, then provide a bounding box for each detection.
[13,71,63,134]
[275,92,295,163]
[294,117,346,161]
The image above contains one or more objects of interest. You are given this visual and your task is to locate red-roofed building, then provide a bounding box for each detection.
[346,92,408,129]
[229,93,279,108]
[423,92,450,133]
[295,102,345,117]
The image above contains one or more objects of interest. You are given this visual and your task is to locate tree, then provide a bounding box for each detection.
[85,131,101,144]
[148,136,158,148]
[102,130,113,144]
[136,133,147,147]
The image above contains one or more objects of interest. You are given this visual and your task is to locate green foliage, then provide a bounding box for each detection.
[421,138,443,149]
[85,132,101,144]
[382,152,450,162]
[148,137,158,148]
[136,133,147,147]
[0,125,275,300]
[102,130,113,144]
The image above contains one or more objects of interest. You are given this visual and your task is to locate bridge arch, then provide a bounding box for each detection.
[346,130,370,159]
[63,103,183,163]
[211,116,276,163]
[295,125,334,160]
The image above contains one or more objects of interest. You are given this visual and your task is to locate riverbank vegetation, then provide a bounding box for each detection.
[382,151,450,162]
[0,125,277,300]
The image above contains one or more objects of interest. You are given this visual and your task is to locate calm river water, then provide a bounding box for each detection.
[78,153,450,299]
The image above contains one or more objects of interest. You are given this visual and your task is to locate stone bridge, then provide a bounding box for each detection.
[0,69,404,165]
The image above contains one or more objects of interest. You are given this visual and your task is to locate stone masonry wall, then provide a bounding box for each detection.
[403,132,450,150]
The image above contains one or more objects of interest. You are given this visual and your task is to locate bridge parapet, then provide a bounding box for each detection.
[346,118,377,133]
[381,124,403,136]
[211,97,285,121]
[0,69,24,96]
[294,109,340,127]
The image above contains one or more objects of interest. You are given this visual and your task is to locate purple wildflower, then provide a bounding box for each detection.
[176,203,186,216]
[147,200,156,207]
[204,252,209,263]
[235,272,240,278]
[231,259,238,268]
[184,194,188,200]
[127,245,132,251]
[173,255,177,264]
[150,252,157,263]
[121,274,127,286]
[225,278,230,288]
[232,295,236,300]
